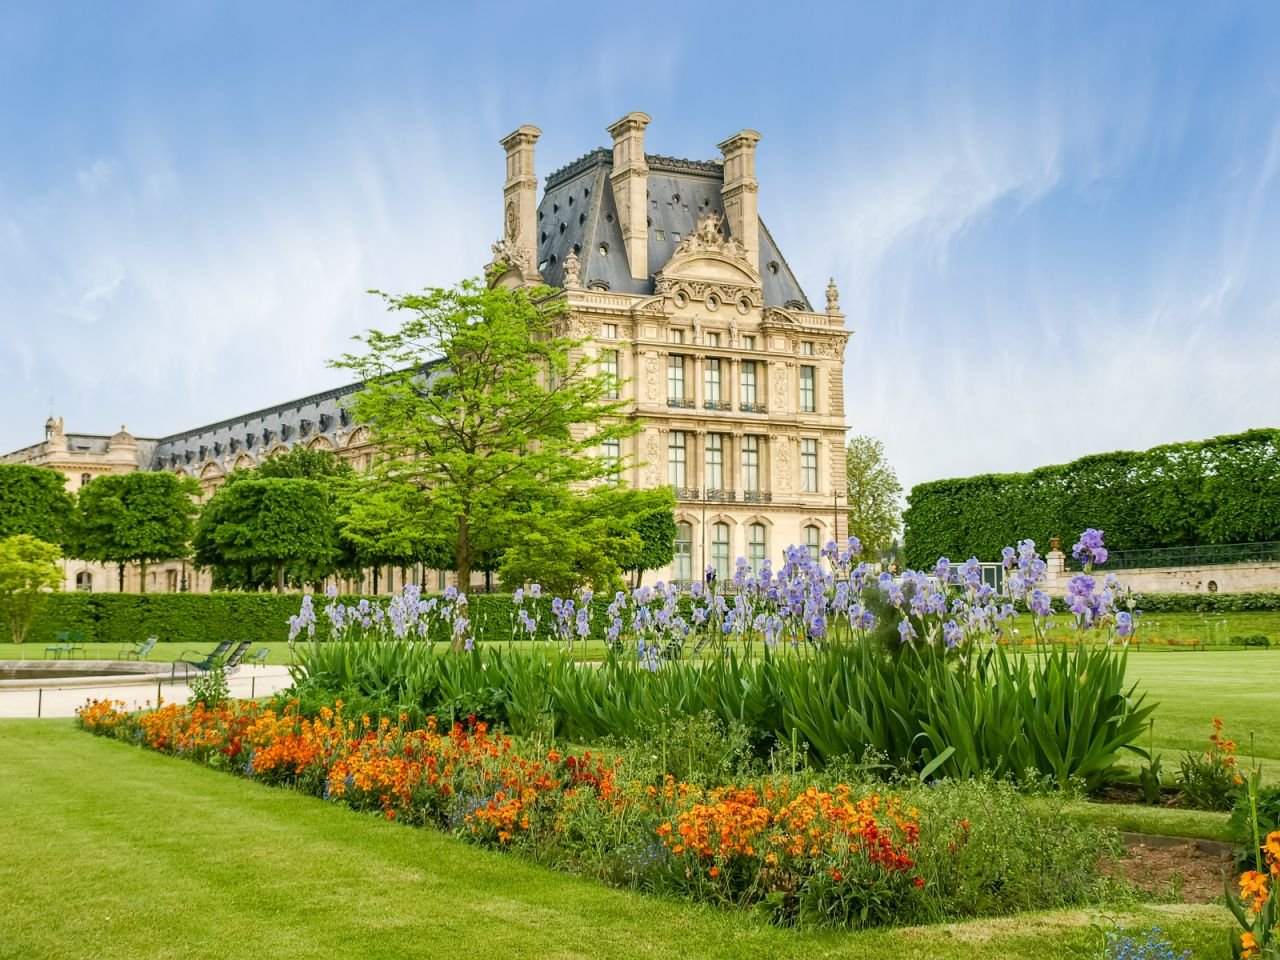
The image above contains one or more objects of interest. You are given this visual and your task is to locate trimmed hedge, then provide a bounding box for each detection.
[1124,591,1280,613]
[902,428,1280,568]
[15,592,617,647]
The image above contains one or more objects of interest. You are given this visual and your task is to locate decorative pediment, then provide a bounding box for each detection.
[654,212,762,304]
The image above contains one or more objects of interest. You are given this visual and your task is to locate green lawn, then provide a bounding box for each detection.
[1009,609,1280,647]
[0,720,1232,960]
[0,640,299,665]
[1120,651,1280,772]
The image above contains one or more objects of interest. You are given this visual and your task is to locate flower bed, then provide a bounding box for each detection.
[77,697,1119,928]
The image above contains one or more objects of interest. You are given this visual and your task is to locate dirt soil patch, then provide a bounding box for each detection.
[1108,839,1233,903]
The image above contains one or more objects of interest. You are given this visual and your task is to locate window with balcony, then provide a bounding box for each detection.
[705,433,723,491]
[799,365,815,412]
[740,361,757,407]
[600,349,619,399]
[801,438,818,492]
[748,523,766,570]
[704,357,722,406]
[741,435,760,492]
[668,431,687,488]
[674,522,693,581]
[711,522,731,582]
[667,355,690,406]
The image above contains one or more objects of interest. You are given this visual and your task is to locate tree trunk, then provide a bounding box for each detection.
[139,559,147,593]
[275,562,285,593]
[454,515,471,652]
[118,563,126,593]
[373,566,380,594]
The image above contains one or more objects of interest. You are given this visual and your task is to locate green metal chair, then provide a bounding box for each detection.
[244,647,270,666]
[120,636,159,661]
[44,631,72,660]
[171,641,233,680]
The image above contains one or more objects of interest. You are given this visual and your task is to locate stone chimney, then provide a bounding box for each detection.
[606,112,651,281]
[718,129,762,272]
[499,124,542,279]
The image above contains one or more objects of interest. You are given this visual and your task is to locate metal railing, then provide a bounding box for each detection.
[739,402,768,414]
[704,488,736,502]
[667,398,695,409]
[703,400,732,411]
[674,487,701,501]
[742,490,772,504]
[1097,540,1280,571]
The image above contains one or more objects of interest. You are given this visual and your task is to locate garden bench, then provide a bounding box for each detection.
[170,641,233,680]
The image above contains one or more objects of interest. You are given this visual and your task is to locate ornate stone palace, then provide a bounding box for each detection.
[3,112,850,593]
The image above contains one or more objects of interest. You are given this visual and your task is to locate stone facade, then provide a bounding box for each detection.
[2,112,852,591]
[1042,547,1280,596]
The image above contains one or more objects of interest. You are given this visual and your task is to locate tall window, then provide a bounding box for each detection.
[668,355,686,401]
[705,358,722,403]
[741,361,757,405]
[602,437,621,476]
[748,523,766,570]
[600,349,619,399]
[801,438,818,492]
[75,571,92,592]
[804,525,821,561]
[741,435,760,492]
[799,365,815,412]
[711,522,731,581]
[674,522,693,581]
[668,431,687,487]
[705,433,724,490]
[80,473,91,487]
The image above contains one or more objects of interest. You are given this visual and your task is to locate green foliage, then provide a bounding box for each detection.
[0,534,63,643]
[193,476,338,590]
[295,638,1153,789]
[1176,721,1242,812]
[496,486,676,594]
[1133,591,1280,613]
[23,591,616,648]
[1228,785,1280,866]
[256,446,354,480]
[331,277,640,588]
[845,435,902,555]
[71,471,199,590]
[1230,634,1273,648]
[0,464,75,545]
[903,428,1280,567]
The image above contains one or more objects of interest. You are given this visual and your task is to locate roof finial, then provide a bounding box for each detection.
[562,249,581,289]
[825,277,841,315]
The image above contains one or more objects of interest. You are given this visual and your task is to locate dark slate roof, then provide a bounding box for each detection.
[146,361,444,472]
[535,151,811,309]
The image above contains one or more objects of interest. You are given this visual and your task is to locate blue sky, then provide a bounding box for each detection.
[2,2,1279,491]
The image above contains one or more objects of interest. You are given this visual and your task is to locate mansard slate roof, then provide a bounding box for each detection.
[534,150,812,310]
[146,361,444,472]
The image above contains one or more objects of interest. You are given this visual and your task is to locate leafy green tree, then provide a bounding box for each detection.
[0,535,63,643]
[496,486,676,595]
[332,278,638,589]
[72,472,200,592]
[257,445,354,481]
[0,464,75,545]
[193,476,338,591]
[845,435,903,556]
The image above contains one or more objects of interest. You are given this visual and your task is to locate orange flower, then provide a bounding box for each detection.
[1239,870,1269,912]
[708,866,720,878]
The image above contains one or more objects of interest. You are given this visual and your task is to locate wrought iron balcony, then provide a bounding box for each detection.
[667,398,695,409]
[739,402,768,414]
[704,488,736,503]
[703,400,732,411]
[674,487,701,501]
[741,490,772,504]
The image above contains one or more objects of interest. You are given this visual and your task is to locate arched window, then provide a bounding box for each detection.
[80,473,91,487]
[673,522,693,582]
[804,525,821,562]
[747,523,767,570]
[711,523,731,582]
[75,571,92,592]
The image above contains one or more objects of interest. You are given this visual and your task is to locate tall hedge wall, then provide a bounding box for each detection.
[15,593,616,647]
[903,428,1280,568]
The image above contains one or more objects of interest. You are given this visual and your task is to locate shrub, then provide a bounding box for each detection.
[1230,634,1273,648]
